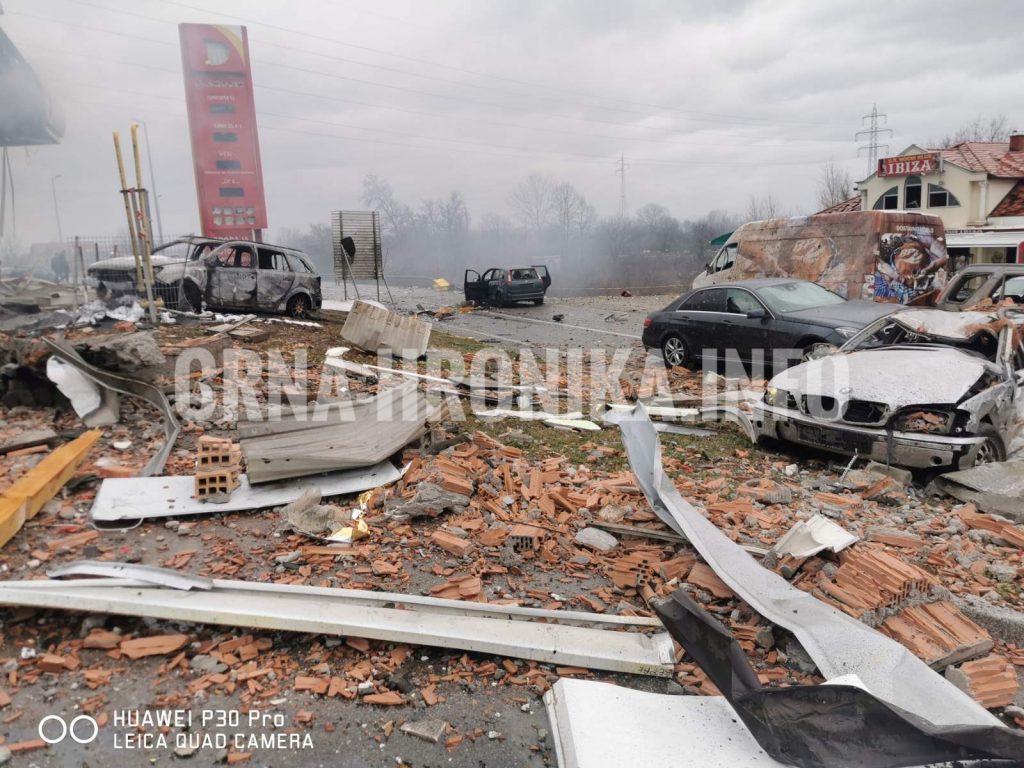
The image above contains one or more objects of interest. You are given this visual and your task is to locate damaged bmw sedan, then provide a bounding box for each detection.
[752,308,1024,470]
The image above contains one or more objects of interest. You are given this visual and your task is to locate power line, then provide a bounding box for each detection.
[855,104,893,176]
[151,0,843,127]
[69,0,845,128]
[13,8,845,147]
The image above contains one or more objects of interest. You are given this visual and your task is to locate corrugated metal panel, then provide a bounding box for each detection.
[332,210,382,280]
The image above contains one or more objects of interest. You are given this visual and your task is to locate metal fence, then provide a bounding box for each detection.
[331,211,382,281]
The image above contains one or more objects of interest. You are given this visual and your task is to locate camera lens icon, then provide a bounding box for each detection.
[38,714,99,744]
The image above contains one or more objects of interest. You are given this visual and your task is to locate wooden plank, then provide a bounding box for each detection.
[0,430,102,548]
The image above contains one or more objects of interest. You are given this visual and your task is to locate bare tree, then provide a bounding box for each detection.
[745,194,782,221]
[816,161,855,210]
[550,182,588,253]
[508,173,555,233]
[573,199,597,239]
[931,114,1012,148]
[361,174,413,241]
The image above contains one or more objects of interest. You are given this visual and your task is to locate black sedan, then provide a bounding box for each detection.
[641,279,895,370]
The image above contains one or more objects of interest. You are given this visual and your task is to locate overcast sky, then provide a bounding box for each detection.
[2,0,1021,246]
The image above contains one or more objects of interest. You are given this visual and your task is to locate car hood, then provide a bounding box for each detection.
[781,300,895,328]
[770,346,992,409]
[88,255,179,272]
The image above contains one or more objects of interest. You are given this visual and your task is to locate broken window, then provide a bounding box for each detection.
[946,273,990,304]
[711,244,736,273]
[904,175,922,208]
[873,186,899,210]
[286,253,314,273]
[1001,276,1024,304]
[725,288,763,314]
[258,250,290,271]
[927,183,960,208]
[681,288,726,312]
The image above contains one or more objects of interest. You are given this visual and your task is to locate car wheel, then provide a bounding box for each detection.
[533,297,544,305]
[183,281,203,313]
[661,334,691,369]
[972,424,1006,466]
[287,293,312,318]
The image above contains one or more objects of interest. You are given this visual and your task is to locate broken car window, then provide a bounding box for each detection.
[849,319,1000,361]
[948,273,989,303]
[681,288,726,312]
[725,289,763,314]
[258,250,291,271]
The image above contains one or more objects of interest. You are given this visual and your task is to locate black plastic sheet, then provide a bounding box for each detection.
[653,589,1024,768]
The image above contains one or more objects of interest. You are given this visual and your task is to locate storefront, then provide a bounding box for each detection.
[822,136,1024,267]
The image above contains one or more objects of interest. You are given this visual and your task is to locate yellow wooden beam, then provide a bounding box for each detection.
[0,429,102,548]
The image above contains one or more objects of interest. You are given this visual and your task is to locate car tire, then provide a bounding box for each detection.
[533,297,544,305]
[972,423,1006,466]
[183,281,203,313]
[287,293,312,318]
[661,334,691,369]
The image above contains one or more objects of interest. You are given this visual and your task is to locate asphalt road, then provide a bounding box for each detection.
[324,284,675,349]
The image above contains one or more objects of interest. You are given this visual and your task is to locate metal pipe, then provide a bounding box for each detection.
[134,119,164,244]
[50,173,63,244]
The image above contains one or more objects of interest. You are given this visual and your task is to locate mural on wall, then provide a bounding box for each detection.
[872,230,948,303]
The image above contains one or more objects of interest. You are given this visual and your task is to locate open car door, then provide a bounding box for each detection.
[533,265,551,290]
[464,269,484,303]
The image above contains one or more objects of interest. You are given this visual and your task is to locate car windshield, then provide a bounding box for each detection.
[511,268,538,280]
[151,240,193,261]
[756,281,846,313]
[844,317,1002,361]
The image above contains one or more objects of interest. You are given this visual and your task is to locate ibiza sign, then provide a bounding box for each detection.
[877,152,939,177]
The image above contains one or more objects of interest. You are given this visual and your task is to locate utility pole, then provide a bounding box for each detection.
[51,174,63,244]
[855,104,893,177]
[615,153,629,218]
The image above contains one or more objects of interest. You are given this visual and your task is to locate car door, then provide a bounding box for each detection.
[206,244,257,310]
[722,287,771,363]
[533,265,551,290]
[464,269,484,302]
[485,269,506,304]
[256,247,296,311]
[669,287,726,361]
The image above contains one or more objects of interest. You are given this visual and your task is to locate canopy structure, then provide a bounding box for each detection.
[0,25,65,147]
[945,229,1024,250]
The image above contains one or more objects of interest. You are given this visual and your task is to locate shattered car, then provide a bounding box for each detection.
[87,236,219,310]
[88,237,322,317]
[752,307,1024,470]
[464,265,551,306]
[934,263,1024,310]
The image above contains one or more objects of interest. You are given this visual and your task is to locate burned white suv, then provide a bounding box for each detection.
[752,308,1024,470]
[87,237,322,317]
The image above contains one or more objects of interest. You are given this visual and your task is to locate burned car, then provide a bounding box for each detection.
[464,265,551,306]
[752,308,1024,470]
[87,236,218,310]
[87,237,321,317]
[934,263,1024,310]
[183,240,321,317]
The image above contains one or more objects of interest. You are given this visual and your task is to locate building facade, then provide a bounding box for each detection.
[825,136,1024,268]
